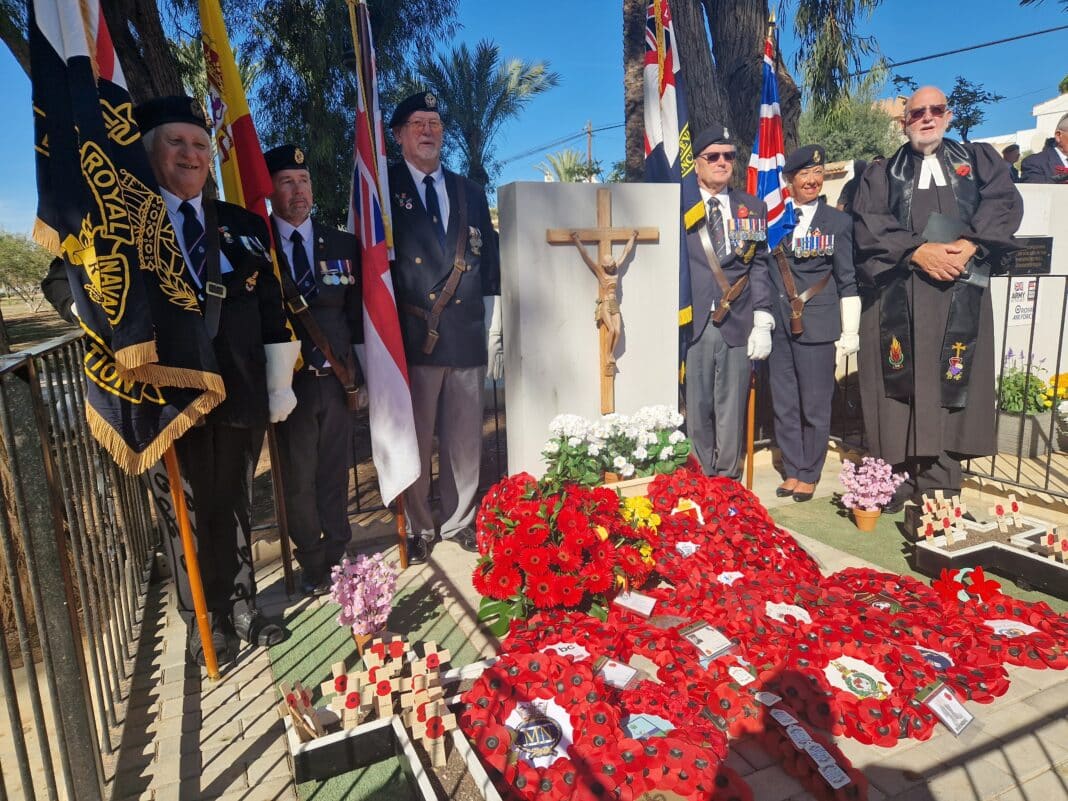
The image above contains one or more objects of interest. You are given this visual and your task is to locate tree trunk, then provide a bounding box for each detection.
[101,0,184,104]
[673,0,730,138]
[0,6,29,78]
[622,0,647,181]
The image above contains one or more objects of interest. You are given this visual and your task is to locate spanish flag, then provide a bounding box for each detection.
[199,0,272,220]
[30,0,224,474]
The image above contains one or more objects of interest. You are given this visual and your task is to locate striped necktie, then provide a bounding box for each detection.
[707,198,728,261]
[178,201,207,283]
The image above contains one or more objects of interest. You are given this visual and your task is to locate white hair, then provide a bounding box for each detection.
[1058,113,1068,133]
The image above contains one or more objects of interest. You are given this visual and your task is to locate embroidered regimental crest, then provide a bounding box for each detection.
[888,336,905,370]
[946,341,966,380]
[826,657,890,700]
[513,703,563,760]
[294,147,305,165]
[916,647,954,671]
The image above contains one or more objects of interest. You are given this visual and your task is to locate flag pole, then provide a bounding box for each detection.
[394,496,409,570]
[745,367,757,490]
[162,446,220,679]
[266,425,296,595]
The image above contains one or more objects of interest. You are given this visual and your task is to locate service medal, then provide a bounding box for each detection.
[468,225,482,256]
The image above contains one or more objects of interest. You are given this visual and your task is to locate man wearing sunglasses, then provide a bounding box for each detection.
[853,86,1022,519]
[388,91,501,563]
[684,125,775,480]
[1020,113,1068,184]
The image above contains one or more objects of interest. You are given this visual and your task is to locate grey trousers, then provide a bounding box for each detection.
[684,324,750,479]
[405,364,486,541]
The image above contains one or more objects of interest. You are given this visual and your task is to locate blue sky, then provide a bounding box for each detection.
[2,0,1065,234]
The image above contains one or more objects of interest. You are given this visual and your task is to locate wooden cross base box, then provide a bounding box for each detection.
[283,658,502,799]
[914,515,1068,600]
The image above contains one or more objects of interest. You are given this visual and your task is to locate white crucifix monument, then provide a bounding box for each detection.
[498,182,681,477]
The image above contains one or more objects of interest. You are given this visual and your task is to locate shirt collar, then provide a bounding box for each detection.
[406,159,445,187]
[274,214,313,243]
[160,187,202,217]
[700,187,731,208]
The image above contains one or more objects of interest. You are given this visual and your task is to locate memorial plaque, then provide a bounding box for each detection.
[1009,236,1053,276]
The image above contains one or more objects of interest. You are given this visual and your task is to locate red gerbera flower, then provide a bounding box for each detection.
[513,516,549,548]
[486,564,522,600]
[526,573,559,608]
[518,546,553,575]
[565,527,595,553]
[556,505,588,536]
[616,546,645,577]
[580,563,614,593]
[471,562,494,596]
[551,542,581,571]
[555,574,583,607]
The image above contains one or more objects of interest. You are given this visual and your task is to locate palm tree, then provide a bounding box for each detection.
[412,39,561,187]
[171,37,263,108]
[535,149,600,182]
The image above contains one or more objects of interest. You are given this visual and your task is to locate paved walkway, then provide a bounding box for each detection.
[82,448,1068,801]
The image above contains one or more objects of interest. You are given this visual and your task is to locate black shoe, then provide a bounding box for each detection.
[775,483,796,498]
[232,609,286,647]
[300,572,332,597]
[454,526,479,553]
[883,483,913,515]
[407,536,429,564]
[187,614,233,667]
[792,490,814,502]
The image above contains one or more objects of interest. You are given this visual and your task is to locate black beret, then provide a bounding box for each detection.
[389,91,441,128]
[135,95,210,134]
[784,144,826,174]
[693,124,733,155]
[264,144,309,175]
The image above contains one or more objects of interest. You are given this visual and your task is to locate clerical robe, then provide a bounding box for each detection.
[852,140,1022,464]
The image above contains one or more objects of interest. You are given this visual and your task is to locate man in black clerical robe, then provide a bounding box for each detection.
[852,85,1022,515]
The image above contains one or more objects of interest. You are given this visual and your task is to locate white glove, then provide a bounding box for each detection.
[747,309,774,360]
[835,296,862,360]
[264,341,301,423]
[352,344,369,410]
[485,295,504,381]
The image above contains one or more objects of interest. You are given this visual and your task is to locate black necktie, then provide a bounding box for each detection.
[290,230,317,299]
[707,198,728,261]
[178,201,207,283]
[423,174,446,249]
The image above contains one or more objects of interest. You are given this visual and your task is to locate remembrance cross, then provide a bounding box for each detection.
[546,188,659,414]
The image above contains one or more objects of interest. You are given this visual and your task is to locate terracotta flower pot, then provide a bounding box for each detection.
[852,507,881,532]
[352,631,374,656]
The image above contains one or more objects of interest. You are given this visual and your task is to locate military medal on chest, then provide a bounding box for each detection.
[791,228,835,258]
[728,212,767,246]
[318,257,355,286]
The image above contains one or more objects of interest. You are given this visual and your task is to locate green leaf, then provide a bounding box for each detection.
[588,602,608,622]
[477,597,515,637]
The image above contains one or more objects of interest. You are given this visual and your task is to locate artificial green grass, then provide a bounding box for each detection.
[269,580,484,801]
[771,496,1068,614]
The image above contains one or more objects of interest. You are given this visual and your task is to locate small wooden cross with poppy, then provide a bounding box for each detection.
[988,502,1009,533]
[322,661,368,729]
[277,681,324,741]
[411,641,451,677]
[410,699,457,768]
[917,513,936,541]
[359,673,402,718]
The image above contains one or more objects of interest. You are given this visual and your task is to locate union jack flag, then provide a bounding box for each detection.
[643,0,702,376]
[348,0,418,506]
[746,31,795,249]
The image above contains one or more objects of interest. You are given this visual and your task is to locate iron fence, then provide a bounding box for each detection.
[0,331,159,801]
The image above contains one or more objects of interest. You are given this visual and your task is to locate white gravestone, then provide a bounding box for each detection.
[498,182,681,477]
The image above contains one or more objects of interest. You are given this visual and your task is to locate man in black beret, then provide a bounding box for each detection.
[45,95,301,666]
[684,124,774,479]
[387,91,501,563]
[265,143,364,595]
[768,144,858,501]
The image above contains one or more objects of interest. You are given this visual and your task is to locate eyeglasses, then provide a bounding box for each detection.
[697,151,737,164]
[405,119,443,132]
[905,104,948,125]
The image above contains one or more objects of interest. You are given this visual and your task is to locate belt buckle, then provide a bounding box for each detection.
[205,281,227,299]
[287,295,309,314]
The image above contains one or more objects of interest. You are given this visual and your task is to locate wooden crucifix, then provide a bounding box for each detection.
[546,188,659,413]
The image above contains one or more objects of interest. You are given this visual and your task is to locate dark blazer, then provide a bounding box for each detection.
[1020,147,1068,184]
[687,189,773,348]
[387,163,500,368]
[42,200,292,429]
[768,200,858,344]
[271,217,363,371]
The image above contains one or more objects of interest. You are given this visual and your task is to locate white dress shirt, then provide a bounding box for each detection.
[700,188,731,245]
[160,187,233,287]
[273,214,314,281]
[793,199,819,238]
[405,160,449,231]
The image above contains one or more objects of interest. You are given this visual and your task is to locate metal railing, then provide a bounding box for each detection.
[826,273,1068,501]
[0,331,159,801]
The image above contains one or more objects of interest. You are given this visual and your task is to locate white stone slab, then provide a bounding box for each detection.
[498,182,681,477]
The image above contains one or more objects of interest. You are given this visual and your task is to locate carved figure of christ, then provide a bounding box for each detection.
[546,188,659,413]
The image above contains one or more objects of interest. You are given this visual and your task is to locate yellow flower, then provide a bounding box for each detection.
[649,513,662,527]
[643,556,655,566]
[615,574,629,591]
[1044,399,1053,408]
[596,525,609,541]
[639,543,652,557]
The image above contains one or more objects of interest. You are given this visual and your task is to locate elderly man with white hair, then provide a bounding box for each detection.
[852,86,1022,525]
